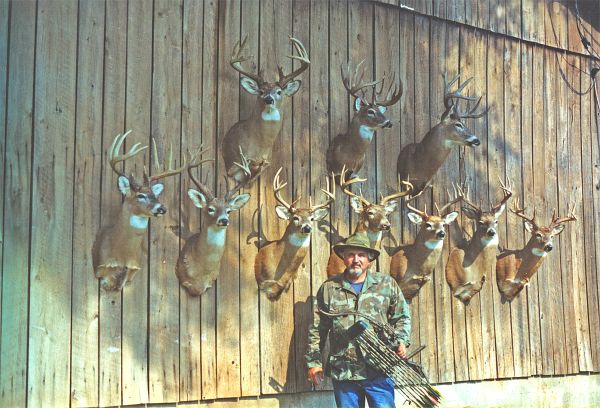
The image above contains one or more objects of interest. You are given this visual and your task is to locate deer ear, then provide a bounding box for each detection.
[444,211,459,224]
[407,212,422,224]
[151,183,164,197]
[284,80,301,96]
[354,97,363,112]
[312,208,329,221]
[188,189,208,208]
[551,224,566,236]
[377,105,387,114]
[240,77,261,95]
[524,221,535,233]
[350,196,363,213]
[275,205,291,220]
[494,203,506,218]
[229,193,251,210]
[384,201,398,213]
[118,176,131,195]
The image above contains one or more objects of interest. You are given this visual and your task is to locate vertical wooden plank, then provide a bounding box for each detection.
[567,0,585,54]
[520,42,537,378]
[309,0,332,392]
[200,0,218,399]
[432,0,447,20]
[0,0,6,345]
[149,0,183,402]
[215,0,240,398]
[504,38,530,379]
[447,0,465,24]
[374,3,400,272]
[0,2,35,406]
[459,26,487,382]
[528,43,545,376]
[413,14,440,384]
[258,0,296,395]
[122,0,153,404]
[487,34,514,379]
[292,0,316,394]
[555,49,580,375]
[581,54,600,372]
[238,0,261,398]
[545,0,566,49]
[505,0,521,38]
[98,1,127,405]
[489,0,506,34]
[70,1,104,406]
[523,0,544,44]
[28,1,77,406]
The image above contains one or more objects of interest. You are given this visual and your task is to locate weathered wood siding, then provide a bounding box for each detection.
[1,0,599,406]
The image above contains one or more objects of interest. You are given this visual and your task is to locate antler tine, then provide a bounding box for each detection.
[549,202,578,228]
[186,145,215,201]
[311,172,337,211]
[380,178,413,205]
[149,139,188,183]
[339,166,370,206]
[510,197,538,228]
[437,183,466,215]
[230,34,264,85]
[443,73,478,111]
[273,167,296,210]
[405,200,428,218]
[341,60,381,100]
[454,182,479,214]
[277,36,311,88]
[492,176,513,212]
[457,95,490,119]
[374,71,403,107]
[108,130,148,178]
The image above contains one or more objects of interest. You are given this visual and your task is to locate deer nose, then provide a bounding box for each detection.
[381,223,391,231]
[264,95,274,105]
[544,243,553,252]
[217,218,229,227]
[301,225,312,234]
[437,230,446,239]
[382,120,392,128]
[155,206,167,216]
[467,136,481,146]
[487,229,496,237]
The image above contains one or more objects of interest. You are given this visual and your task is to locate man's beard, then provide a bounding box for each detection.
[346,266,363,279]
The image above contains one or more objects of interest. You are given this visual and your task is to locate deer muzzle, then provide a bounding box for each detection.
[382,120,392,128]
[217,218,229,227]
[301,224,312,234]
[436,230,446,239]
[487,229,496,237]
[544,243,553,252]
[264,95,275,105]
[153,205,167,216]
[466,135,481,146]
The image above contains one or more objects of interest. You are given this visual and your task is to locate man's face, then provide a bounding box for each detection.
[342,248,372,278]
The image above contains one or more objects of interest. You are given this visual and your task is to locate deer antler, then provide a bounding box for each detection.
[491,177,513,213]
[273,168,300,210]
[374,71,403,107]
[454,183,480,215]
[380,178,413,206]
[549,202,577,229]
[148,139,188,183]
[224,146,253,201]
[436,184,466,215]
[277,36,310,88]
[230,34,264,85]
[186,145,215,201]
[310,172,336,211]
[510,197,538,229]
[341,60,381,101]
[108,130,148,178]
[442,73,489,119]
[339,167,370,207]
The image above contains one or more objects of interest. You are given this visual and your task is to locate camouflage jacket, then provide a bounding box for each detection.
[305,271,411,381]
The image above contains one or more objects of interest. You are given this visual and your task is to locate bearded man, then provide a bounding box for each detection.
[306,233,411,408]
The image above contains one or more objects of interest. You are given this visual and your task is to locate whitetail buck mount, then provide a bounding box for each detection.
[175,149,251,296]
[327,60,403,180]
[445,180,512,306]
[496,198,577,302]
[221,35,310,186]
[326,171,413,278]
[397,74,489,194]
[389,194,462,302]
[92,131,186,291]
[255,168,335,301]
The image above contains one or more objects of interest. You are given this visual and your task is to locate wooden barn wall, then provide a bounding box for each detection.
[0,0,599,406]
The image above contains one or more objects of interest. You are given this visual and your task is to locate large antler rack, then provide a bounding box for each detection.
[341,60,382,101]
[108,130,148,183]
[405,184,463,217]
[510,197,538,229]
[230,35,265,86]
[309,172,336,212]
[549,202,577,229]
[277,36,311,88]
[373,70,403,107]
[148,139,188,184]
[186,145,215,201]
[273,168,301,211]
[339,168,370,207]
[442,73,489,119]
[379,178,413,206]
[435,184,466,215]
[491,177,513,213]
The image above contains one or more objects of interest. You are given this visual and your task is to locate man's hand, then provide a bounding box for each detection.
[396,342,407,359]
[308,367,324,386]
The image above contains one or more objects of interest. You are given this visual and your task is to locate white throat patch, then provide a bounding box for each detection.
[424,239,444,250]
[207,226,227,247]
[367,231,382,245]
[532,248,548,257]
[481,234,499,247]
[359,125,375,141]
[130,215,149,230]
[261,107,281,121]
[289,232,311,248]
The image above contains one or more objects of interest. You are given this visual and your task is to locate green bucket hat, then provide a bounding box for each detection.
[333,233,380,261]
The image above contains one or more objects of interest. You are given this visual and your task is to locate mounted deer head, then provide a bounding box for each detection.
[327,60,403,180]
[389,191,462,301]
[445,179,512,305]
[221,35,310,185]
[175,148,251,296]
[397,73,488,193]
[255,168,335,300]
[92,131,187,291]
[326,170,413,278]
[496,198,576,302]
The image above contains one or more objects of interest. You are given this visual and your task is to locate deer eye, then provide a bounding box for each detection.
[535,232,542,239]
[136,194,147,200]
[292,216,301,223]
[226,209,232,214]
[208,207,216,214]
[425,222,434,230]
[367,211,375,217]
[367,108,376,115]
[276,90,282,95]
[455,123,464,129]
